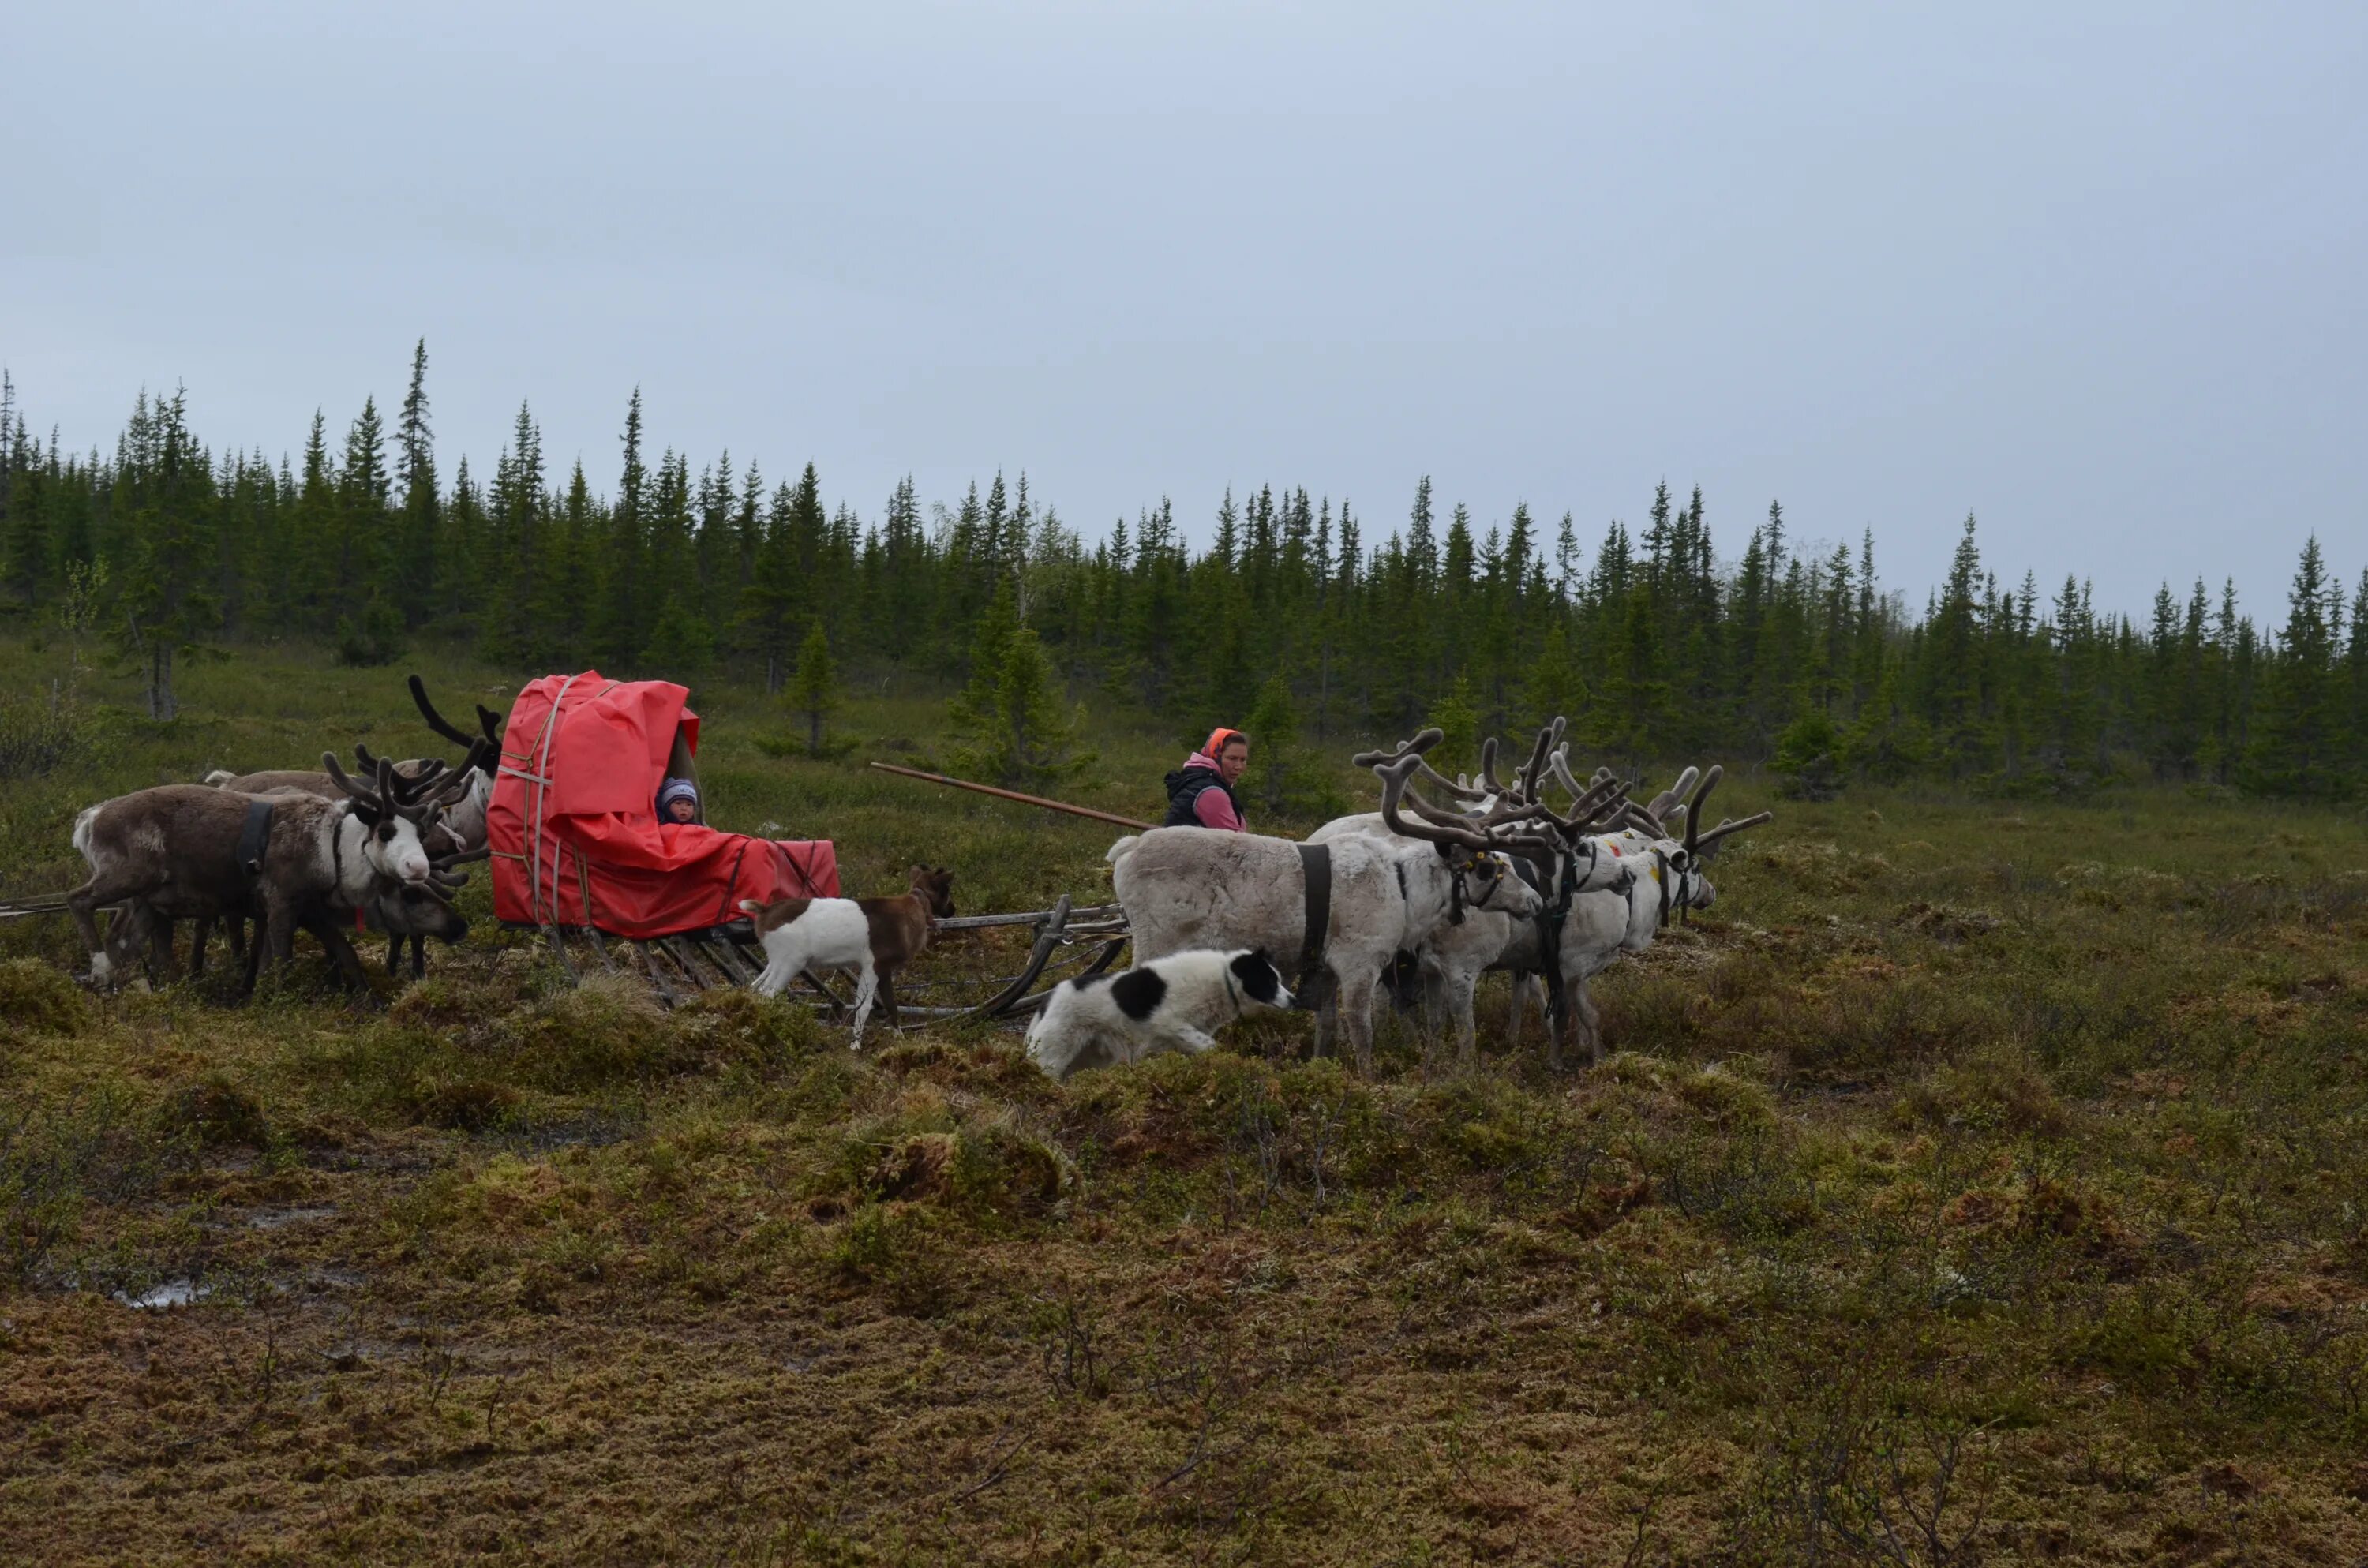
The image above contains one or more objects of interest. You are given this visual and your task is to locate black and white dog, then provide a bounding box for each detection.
[1026,948,1292,1081]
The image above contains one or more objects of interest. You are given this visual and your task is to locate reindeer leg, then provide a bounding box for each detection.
[69,873,148,987]
[876,968,900,1034]
[1579,983,1603,1068]
[242,912,268,998]
[1338,970,1380,1079]
[1543,969,1570,1074]
[1313,967,1336,1061]
[306,911,376,995]
[1452,970,1479,1071]
[263,891,299,975]
[386,936,402,975]
[143,913,175,986]
[410,935,426,981]
[848,960,879,1049]
[191,916,211,978]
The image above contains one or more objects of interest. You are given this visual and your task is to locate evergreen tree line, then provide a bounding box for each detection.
[3,351,2364,799]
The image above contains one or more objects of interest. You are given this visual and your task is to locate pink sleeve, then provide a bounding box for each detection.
[1194,788,1243,832]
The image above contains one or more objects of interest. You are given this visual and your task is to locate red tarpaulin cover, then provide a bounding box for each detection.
[488,672,837,937]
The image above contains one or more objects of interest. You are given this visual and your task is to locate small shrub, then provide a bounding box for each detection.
[2067,1288,2201,1391]
[673,986,825,1075]
[1,1087,168,1284]
[161,1073,270,1149]
[510,973,676,1088]
[333,597,406,667]
[868,1132,957,1202]
[0,958,94,1038]
[0,701,102,779]
[947,1119,1070,1219]
[1900,1047,2071,1137]
[420,1076,524,1131]
[826,1202,954,1315]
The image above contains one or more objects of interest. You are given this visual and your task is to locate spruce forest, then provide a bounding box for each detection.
[3,346,2363,801]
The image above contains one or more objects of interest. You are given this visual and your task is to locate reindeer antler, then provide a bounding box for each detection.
[361,747,451,806]
[1375,754,1563,863]
[1545,748,1635,829]
[1646,766,1700,828]
[1350,727,1493,803]
[1478,736,1509,797]
[408,675,481,749]
[417,739,493,807]
[1513,718,1566,805]
[1681,765,1719,856]
[320,750,388,813]
[1692,810,1774,856]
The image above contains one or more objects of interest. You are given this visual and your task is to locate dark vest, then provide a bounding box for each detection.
[1163,765,1243,829]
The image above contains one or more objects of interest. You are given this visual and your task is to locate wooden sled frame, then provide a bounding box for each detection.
[517,898,1130,1027]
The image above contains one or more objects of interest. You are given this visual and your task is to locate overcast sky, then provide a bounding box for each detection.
[7,1,2363,618]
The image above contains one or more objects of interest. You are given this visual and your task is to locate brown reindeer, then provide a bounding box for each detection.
[738,866,957,1045]
[69,756,442,991]
[195,743,488,976]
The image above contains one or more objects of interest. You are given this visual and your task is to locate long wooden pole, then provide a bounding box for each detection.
[867,762,1156,831]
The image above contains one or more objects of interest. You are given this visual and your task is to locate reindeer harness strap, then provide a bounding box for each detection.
[1513,853,1574,1035]
[1295,841,1332,989]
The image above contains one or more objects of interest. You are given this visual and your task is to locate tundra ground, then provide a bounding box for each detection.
[3,641,2366,1564]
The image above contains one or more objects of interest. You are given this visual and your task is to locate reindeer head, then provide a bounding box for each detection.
[909,865,957,919]
[1372,751,1570,922]
[1643,765,1775,922]
[322,753,437,885]
[369,880,470,945]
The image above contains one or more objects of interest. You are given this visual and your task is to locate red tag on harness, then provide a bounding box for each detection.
[355,905,367,934]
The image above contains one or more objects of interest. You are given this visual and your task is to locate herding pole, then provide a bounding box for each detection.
[867,762,1158,831]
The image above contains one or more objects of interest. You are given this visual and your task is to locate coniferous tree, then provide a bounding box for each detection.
[113,387,217,718]
[594,388,649,666]
[395,339,438,627]
[788,618,838,754]
[2246,537,2345,797]
[949,586,1093,787]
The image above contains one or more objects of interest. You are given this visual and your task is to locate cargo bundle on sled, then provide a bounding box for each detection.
[489,672,836,998]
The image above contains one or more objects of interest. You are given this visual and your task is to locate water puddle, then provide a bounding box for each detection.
[245,1205,338,1230]
[114,1278,211,1310]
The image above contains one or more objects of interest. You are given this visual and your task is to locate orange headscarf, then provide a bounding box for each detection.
[1203,727,1247,759]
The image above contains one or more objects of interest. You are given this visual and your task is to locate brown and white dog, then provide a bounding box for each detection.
[738,866,956,1046]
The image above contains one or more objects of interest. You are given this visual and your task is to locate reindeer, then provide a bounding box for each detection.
[190,746,485,979]
[69,756,443,991]
[1111,754,1549,1076]
[1501,762,1774,1066]
[738,867,957,1046]
[1310,723,1635,1066]
[403,675,502,853]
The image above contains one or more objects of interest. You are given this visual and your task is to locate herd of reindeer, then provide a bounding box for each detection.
[1111,718,1772,1072]
[58,678,501,997]
[40,678,1772,1075]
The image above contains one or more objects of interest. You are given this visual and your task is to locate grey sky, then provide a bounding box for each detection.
[8,1,2364,619]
